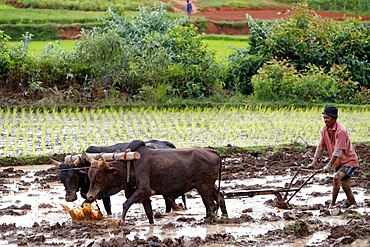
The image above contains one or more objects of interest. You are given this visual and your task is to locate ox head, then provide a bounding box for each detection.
[84,151,124,201]
[51,157,89,202]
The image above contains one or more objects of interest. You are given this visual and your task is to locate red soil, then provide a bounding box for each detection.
[197,6,370,22]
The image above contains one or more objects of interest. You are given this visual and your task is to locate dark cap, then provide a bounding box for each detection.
[322,106,338,118]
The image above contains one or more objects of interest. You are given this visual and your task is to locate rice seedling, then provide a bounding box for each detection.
[0,106,369,156]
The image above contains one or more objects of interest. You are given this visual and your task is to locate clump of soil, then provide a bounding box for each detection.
[0,143,369,246]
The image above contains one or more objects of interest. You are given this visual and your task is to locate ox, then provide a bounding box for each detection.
[86,140,227,224]
[52,140,185,215]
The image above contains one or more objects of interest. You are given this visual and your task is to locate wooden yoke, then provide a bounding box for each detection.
[64,151,141,163]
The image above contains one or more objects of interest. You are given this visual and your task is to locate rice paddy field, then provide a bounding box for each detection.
[0,106,369,157]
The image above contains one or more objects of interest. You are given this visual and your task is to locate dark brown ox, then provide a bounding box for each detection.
[86,140,227,224]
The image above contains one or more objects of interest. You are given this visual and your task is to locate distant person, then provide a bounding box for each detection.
[306,106,359,208]
[186,0,192,19]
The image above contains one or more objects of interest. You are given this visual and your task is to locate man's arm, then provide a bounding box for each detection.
[323,149,342,172]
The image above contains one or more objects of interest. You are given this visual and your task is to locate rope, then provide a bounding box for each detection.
[58,167,89,171]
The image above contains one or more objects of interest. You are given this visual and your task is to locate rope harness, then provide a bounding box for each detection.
[58,167,89,171]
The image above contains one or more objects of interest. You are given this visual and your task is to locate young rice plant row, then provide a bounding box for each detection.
[0,106,369,156]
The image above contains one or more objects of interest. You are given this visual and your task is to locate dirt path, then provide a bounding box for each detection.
[163,0,200,14]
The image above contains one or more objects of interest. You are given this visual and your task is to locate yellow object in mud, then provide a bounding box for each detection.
[61,202,103,221]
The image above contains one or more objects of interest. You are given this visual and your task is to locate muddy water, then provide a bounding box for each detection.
[1,165,369,246]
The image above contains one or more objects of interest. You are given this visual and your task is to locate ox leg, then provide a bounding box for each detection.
[163,196,173,213]
[102,197,112,215]
[196,185,217,217]
[213,188,228,216]
[141,198,154,224]
[121,188,153,224]
[182,194,187,209]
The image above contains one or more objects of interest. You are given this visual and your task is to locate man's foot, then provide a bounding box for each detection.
[347,202,358,209]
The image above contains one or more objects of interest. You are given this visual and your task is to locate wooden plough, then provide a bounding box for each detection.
[224,168,319,209]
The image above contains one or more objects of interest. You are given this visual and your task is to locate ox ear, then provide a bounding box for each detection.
[109,167,120,174]
[50,158,61,168]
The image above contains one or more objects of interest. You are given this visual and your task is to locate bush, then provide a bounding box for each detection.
[0,30,11,74]
[74,5,223,99]
[225,2,370,99]
[251,59,361,103]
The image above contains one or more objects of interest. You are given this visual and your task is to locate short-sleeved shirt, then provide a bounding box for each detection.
[318,121,358,171]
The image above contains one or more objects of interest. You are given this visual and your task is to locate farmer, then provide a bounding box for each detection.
[186,0,192,19]
[306,106,359,208]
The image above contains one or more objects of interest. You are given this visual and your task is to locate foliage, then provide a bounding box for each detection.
[74,5,222,99]
[284,219,306,236]
[0,30,11,73]
[251,59,360,103]
[225,2,370,102]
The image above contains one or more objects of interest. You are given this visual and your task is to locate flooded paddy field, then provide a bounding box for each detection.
[0,107,369,156]
[1,144,369,246]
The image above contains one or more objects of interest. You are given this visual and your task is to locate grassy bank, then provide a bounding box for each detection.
[9,35,249,61]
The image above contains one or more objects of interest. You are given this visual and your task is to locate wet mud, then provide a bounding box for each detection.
[0,144,369,246]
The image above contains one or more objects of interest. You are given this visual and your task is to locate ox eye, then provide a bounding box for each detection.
[97,174,103,180]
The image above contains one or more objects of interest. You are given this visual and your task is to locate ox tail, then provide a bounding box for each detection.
[216,153,222,213]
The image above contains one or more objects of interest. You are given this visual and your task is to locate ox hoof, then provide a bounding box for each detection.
[112,220,126,227]
[172,203,186,211]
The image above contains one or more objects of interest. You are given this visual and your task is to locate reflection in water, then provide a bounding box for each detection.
[0,165,369,246]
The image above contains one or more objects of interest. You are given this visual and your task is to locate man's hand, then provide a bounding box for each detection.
[301,158,318,170]
[301,163,315,169]
[323,164,332,173]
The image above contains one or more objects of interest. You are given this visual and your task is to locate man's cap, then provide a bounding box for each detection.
[322,106,338,118]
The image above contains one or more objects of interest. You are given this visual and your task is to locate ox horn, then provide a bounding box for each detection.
[74,156,81,167]
[50,158,61,168]
[98,155,106,170]
[83,150,95,164]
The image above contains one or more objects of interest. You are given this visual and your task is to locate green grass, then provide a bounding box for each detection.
[204,39,248,61]
[10,36,249,60]
[0,0,170,11]
[0,7,107,24]
[9,40,76,54]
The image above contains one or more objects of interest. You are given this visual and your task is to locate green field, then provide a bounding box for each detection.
[0,106,369,157]
[9,37,249,61]
[0,5,107,24]
[204,39,248,60]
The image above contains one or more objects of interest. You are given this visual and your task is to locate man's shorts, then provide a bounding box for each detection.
[339,166,357,178]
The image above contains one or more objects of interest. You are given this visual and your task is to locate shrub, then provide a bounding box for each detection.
[251,59,361,103]
[0,30,11,74]
[74,5,222,99]
[225,2,370,99]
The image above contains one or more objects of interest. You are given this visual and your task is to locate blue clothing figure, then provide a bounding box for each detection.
[186,0,192,19]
